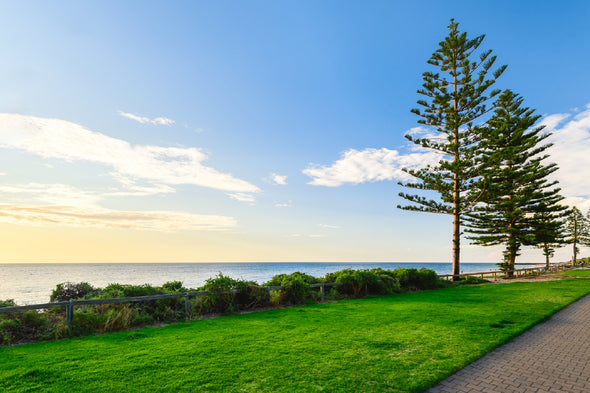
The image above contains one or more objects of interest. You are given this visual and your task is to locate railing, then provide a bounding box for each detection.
[438,262,573,281]
[0,283,343,327]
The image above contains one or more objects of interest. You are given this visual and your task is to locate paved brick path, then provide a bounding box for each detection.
[427,294,590,393]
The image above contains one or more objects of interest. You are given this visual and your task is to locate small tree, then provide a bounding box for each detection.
[564,207,590,265]
[464,90,567,275]
[533,204,567,268]
[398,19,506,278]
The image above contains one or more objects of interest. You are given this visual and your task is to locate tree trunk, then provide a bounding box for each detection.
[573,239,578,266]
[452,210,460,280]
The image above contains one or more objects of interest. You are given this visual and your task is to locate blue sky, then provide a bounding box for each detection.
[1,0,589,264]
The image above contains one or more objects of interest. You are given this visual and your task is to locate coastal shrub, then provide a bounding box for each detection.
[456,276,489,285]
[162,280,187,293]
[241,284,270,309]
[390,267,442,290]
[195,273,250,314]
[266,272,317,305]
[0,299,16,308]
[70,309,106,336]
[50,282,95,302]
[369,268,403,294]
[329,269,373,297]
[324,269,401,297]
[0,310,58,345]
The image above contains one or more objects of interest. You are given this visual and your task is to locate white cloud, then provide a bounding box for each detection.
[0,114,260,196]
[275,200,292,208]
[118,111,175,126]
[303,147,441,187]
[227,192,256,203]
[0,173,6,176]
[319,224,340,229]
[269,173,288,185]
[0,182,236,231]
[106,173,176,197]
[0,204,236,231]
[0,183,102,208]
[542,104,590,205]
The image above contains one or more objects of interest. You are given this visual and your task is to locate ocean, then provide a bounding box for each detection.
[0,262,538,306]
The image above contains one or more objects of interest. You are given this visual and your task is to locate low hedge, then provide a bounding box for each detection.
[1,267,450,345]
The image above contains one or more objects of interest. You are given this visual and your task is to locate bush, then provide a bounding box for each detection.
[162,281,187,293]
[456,276,489,285]
[195,273,250,314]
[0,299,16,308]
[50,282,95,302]
[266,272,317,305]
[389,268,442,291]
[0,310,58,345]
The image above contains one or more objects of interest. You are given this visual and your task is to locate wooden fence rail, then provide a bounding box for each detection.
[0,283,344,327]
[437,262,572,281]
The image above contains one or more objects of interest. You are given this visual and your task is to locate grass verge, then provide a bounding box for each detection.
[557,268,590,277]
[1,279,589,393]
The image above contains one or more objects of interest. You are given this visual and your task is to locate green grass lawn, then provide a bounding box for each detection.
[557,268,590,277]
[1,279,589,393]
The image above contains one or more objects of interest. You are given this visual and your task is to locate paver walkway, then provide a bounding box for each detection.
[427,293,590,393]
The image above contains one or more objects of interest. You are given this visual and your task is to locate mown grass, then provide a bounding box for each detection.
[1,279,589,393]
[557,268,590,277]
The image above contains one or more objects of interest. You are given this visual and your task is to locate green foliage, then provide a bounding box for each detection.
[324,268,401,297]
[195,273,251,314]
[398,19,507,276]
[266,272,319,305]
[455,276,489,285]
[266,272,317,305]
[50,282,95,302]
[465,90,567,273]
[0,300,16,308]
[0,310,58,345]
[565,207,590,264]
[162,281,187,293]
[389,267,443,290]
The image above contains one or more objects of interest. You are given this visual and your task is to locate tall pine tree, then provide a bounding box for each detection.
[465,90,567,275]
[398,19,506,278]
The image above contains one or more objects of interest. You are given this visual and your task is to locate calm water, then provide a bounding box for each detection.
[0,262,537,305]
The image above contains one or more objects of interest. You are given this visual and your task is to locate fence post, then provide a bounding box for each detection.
[66,300,73,327]
[320,284,325,301]
[184,294,191,319]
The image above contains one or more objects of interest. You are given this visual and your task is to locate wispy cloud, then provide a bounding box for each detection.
[0,182,235,231]
[268,173,288,185]
[275,200,292,208]
[303,147,440,186]
[0,204,236,231]
[0,183,102,208]
[227,192,256,203]
[118,111,175,126]
[0,114,260,197]
[319,224,340,229]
